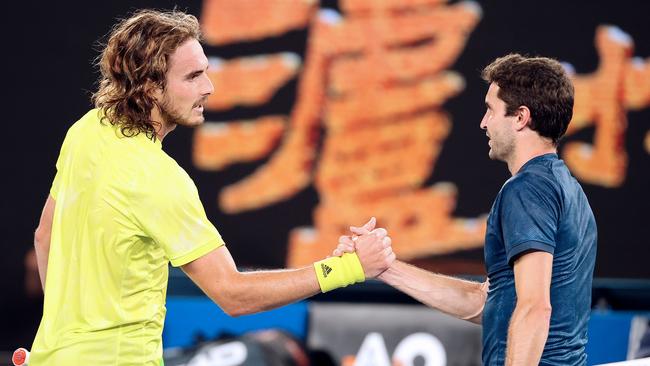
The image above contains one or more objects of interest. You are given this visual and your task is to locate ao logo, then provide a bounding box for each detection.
[354,332,447,366]
[186,341,248,366]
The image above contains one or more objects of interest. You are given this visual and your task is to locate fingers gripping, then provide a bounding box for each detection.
[382,236,391,248]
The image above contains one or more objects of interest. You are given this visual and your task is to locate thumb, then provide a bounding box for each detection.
[350,217,375,235]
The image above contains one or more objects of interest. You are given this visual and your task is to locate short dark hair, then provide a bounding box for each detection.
[481,53,574,145]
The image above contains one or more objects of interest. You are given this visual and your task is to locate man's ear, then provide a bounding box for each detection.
[146,79,164,102]
[514,106,531,131]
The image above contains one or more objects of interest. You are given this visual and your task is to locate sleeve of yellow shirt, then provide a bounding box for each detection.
[133,163,225,267]
[50,128,74,200]
[50,167,62,200]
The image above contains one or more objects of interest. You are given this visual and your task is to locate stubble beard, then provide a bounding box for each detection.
[489,133,515,163]
[158,95,204,128]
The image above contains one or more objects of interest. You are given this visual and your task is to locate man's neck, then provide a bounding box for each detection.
[156,123,176,141]
[506,138,557,176]
[151,108,175,141]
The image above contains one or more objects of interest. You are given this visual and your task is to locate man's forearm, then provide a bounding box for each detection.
[185,222,392,317]
[218,267,321,316]
[183,251,322,317]
[183,247,379,317]
[378,260,487,324]
[34,235,50,290]
[34,195,56,290]
[505,303,552,365]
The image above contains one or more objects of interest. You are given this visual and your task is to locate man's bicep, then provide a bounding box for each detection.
[36,195,56,239]
[35,195,56,289]
[181,246,238,298]
[512,250,553,303]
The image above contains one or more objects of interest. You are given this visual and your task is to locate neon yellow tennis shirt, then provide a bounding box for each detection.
[30,109,224,365]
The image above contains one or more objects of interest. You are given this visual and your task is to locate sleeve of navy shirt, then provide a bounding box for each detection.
[499,172,561,266]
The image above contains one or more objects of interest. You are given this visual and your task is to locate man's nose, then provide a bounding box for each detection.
[202,73,214,96]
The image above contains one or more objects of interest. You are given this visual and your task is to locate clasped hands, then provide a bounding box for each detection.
[333,217,395,278]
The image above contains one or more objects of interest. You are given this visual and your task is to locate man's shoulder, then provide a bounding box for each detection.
[62,109,102,138]
[136,151,194,190]
[499,169,562,209]
[503,170,556,193]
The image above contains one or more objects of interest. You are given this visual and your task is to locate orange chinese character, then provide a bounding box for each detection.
[194,0,486,267]
[563,26,650,187]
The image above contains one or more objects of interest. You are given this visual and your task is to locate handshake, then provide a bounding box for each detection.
[313,217,395,293]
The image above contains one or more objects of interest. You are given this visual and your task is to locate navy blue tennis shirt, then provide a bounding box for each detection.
[482,153,597,365]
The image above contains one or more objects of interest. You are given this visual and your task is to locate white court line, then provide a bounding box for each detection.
[596,357,650,366]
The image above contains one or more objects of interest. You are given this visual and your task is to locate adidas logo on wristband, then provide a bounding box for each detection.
[321,263,332,277]
[314,254,364,292]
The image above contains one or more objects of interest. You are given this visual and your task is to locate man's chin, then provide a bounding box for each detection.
[178,116,205,128]
[488,149,496,160]
[191,116,205,126]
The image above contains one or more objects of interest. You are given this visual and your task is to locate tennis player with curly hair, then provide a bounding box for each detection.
[30,9,394,365]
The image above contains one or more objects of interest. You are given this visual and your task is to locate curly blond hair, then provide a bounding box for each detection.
[92,9,201,140]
